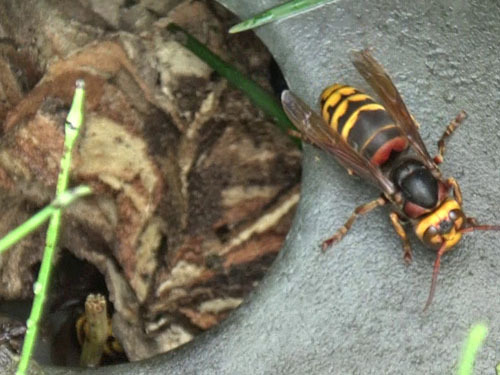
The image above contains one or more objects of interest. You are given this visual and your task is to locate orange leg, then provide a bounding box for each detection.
[466,217,478,226]
[322,196,387,251]
[445,177,463,205]
[389,212,412,264]
[434,110,467,164]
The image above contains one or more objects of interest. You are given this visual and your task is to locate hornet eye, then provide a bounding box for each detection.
[449,210,458,221]
[426,226,438,236]
[423,225,441,248]
[449,209,466,229]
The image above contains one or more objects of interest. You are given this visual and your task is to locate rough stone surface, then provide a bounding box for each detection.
[50,0,500,374]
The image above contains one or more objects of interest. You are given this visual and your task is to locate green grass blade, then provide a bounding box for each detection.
[16,80,86,375]
[229,0,337,34]
[167,23,300,147]
[56,79,86,194]
[0,185,92,254]
[458,323,488,375]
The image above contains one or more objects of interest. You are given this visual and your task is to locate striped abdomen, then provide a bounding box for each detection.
[320,84,408,166]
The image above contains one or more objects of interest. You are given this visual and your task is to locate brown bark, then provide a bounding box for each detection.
[0,0,301,362]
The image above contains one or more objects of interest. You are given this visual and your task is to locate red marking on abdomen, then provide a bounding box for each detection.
[370,137,408,166]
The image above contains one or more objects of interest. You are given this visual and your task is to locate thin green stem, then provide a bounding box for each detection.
[0,185,92,254]
[167,23,300,147]
[16,79,86,375]
[229,0,337,34]
[457,323,488,375]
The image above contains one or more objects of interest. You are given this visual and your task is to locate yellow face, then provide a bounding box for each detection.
[414,198,466,251]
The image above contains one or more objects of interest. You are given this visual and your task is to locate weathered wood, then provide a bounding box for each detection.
[0,0,301,363]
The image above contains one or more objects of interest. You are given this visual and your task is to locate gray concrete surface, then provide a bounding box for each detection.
[51,0,500,374]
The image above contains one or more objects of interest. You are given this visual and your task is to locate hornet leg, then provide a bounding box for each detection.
[434,110,467,164]
[389,212,412,264]
[445,177,463,205]
[466,217,479,226]
[322,196,387,251]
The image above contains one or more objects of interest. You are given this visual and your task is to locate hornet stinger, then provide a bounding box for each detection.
[282,49,500,310]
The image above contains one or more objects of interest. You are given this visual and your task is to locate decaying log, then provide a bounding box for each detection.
[0,0,301,362]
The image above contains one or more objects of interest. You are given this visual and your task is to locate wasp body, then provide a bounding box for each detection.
[282,50,500,309]
[320,84,407,166]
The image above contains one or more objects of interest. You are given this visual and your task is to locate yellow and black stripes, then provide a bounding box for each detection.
[320,84,408,165]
